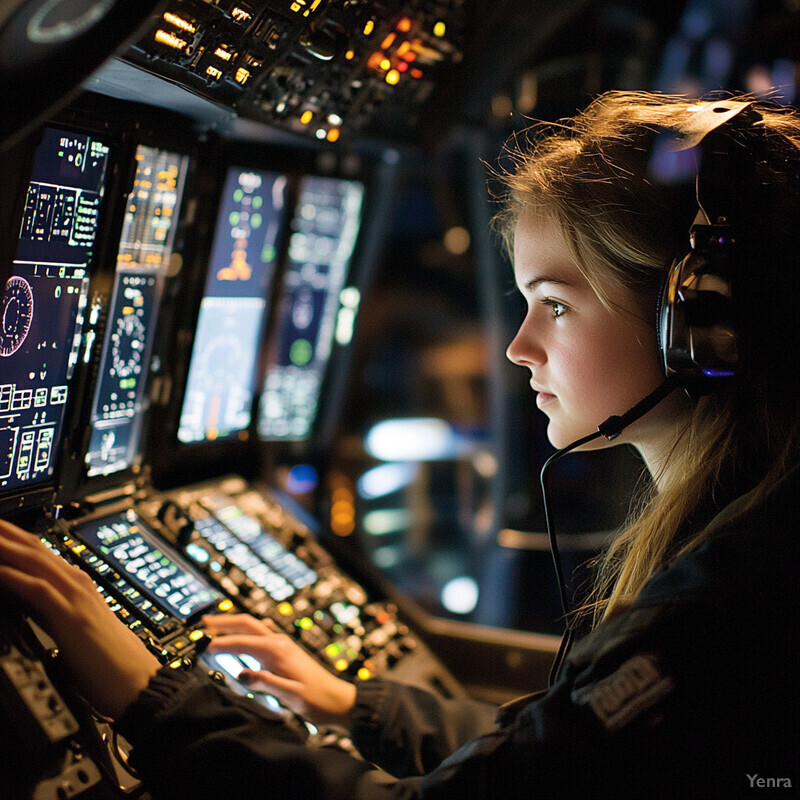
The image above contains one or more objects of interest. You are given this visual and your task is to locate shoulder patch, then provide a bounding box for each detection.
[571,653,674,732]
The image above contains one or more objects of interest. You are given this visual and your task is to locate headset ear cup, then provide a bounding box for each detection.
[658,243,738,382]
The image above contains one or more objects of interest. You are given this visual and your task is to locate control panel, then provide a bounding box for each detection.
[119,0,465,141]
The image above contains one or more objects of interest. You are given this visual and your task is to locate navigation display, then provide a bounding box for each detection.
[86,145,189,476]
[178,168,287,444]
[257,176,363,440]
[1,127,111,493]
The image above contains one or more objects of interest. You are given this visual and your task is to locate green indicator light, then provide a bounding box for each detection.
[229,211,240,227]
[289,339,312,366]
[233,189,243,202]
[252,195,263,209]
[251,213,262,229]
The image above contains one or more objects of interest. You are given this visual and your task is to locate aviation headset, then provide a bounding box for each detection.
[657,99,757,387]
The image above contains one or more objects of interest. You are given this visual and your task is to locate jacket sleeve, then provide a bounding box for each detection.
[113,655,636,800]
[349,678,498,776]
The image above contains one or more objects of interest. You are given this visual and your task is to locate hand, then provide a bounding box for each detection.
[0,519,161,719]
[202,613,357,729]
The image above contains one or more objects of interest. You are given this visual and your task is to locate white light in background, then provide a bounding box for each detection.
[363,508,411,535]
[365,417,457,461]
[358,462,418,499]
[441,576,479,615]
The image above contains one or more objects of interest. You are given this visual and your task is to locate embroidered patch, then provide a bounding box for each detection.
[572,654,675,732]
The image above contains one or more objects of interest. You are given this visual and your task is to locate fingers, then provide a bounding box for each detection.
[201,613,279,636]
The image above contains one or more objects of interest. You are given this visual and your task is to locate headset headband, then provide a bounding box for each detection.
[671,99,756,152]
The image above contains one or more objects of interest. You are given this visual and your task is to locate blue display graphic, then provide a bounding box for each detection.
[86,146,189,476]
[178,168,287,443]
[1,128,111,493]
[258,176,363,440]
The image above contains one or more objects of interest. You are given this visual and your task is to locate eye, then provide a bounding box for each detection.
[541,298,567,318]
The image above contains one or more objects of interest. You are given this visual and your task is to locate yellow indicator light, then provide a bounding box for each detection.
[231,7,251,22]
[381,32,396,50]
[298,617,314,630]
[433,21,446,37]
[163,12,196,33]
[214,46,233,61]
[345,49,355,60]
[363,19,375,36]
[206,66,222,79]
[154,29,187,50]
[218,598,234,612]
[278,602,294,616]
[300,110,314,125]
[379,57,391,71]
[189,629,205,642]
[235,67,251,84]
[357,667,372,681]
[71,544,86,555]
[396,17,412,32]
[334,659,349,672]
[169,659,182,669]
[385,69,400,85]
[122,306,134,316]
[326,128,340,142]
[325,643,342,658]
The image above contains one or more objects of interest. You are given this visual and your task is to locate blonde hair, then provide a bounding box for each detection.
[493,91,800,623]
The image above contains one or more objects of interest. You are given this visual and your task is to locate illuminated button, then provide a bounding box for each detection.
[154,30,187,50]
[379,57,391,71]
[433,21,446,37]
[334,659,349,672]
[396,17,412,32]
[297,617,314,630]
[218,599,234,612]
[235,67,251,85]
[381,33,396,50]
[363,19,375,35]
[357,667,372,681]
[325,642,342,659]
[169,659,183,669]
[189,629,206,642]
[300,110,313,125]
[385,70,400,85]
[278,602,294,616]
[327,128,340,142]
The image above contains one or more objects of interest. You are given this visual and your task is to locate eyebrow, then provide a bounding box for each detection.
[523,275,573,292]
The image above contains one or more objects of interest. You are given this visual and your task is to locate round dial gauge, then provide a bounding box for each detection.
[0,276,34,357]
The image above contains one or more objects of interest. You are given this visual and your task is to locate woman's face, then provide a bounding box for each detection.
[506,212,679,456]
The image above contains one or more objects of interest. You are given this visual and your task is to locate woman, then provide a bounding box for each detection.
[1,92,798,798]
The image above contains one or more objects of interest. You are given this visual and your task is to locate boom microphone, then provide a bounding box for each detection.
[541,374,681,684]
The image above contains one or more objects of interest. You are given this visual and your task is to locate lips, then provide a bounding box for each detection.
[536,391,557,410]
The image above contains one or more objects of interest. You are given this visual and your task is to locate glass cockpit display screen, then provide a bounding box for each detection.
[85,145,189,476]
[0,128,111,493]
[178,168,287,444]
[75,508,222,621]
[257,176,363,440]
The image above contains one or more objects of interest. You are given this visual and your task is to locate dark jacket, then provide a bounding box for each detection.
[117,466,800,799]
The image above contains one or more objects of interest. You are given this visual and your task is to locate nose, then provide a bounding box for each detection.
[506,314,545,367]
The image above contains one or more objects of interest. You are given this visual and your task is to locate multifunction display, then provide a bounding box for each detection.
[86,145,189,476]
[1,128,111,492]
[178,168,287,444]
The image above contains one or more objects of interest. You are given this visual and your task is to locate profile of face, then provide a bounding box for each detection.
[506,212,680,457]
